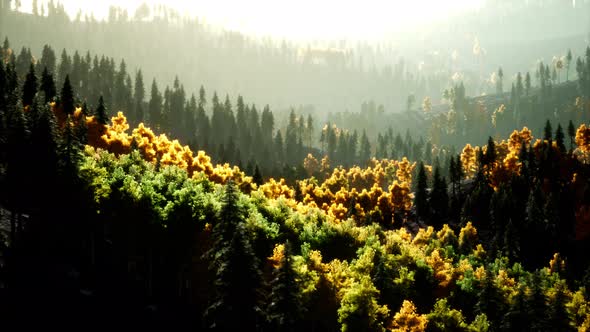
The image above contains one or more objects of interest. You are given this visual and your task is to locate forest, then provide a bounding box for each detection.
[2,0,590,331]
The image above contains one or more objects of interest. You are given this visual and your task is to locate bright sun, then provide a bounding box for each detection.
[23,0,485,40]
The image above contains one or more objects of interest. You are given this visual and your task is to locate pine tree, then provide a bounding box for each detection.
[253,165,263,186]
[360,130,371,164]
[475,269,505,327]
[134,69,145,124]
[484,136,496,167]
[544,120,553,142]
[40,67,56,103]
[267,241,304,332]
[5,100,30,245]
[306,114,314,149]
[205,222,262,332]
[274,130,284,164]
[547,282,573,331]
[414,161,429,222]
[60,74,75,115]
[95,95,108,125]
[148,79,162,126]
[527,272,549,331]
[22,63,37,106]
[60,114,82,175]
[40,45,56,75]
[525,72,531,96]
[501,284,529,331]
[430,161,448,228]
[555,124,566,153]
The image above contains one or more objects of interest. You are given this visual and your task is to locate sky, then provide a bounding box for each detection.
[21,0,486,41]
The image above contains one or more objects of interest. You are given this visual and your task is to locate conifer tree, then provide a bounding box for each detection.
[148,79,162,126]
[525,72,531,96]
[501,284,528,331]
[306,114,313,149]
[555,124,566,153]
[205,222,262,332]
[430,161,448,227]
[414,161,429,222]
[5,100,29,244]
[60,74,75,115]
[547,282,573,331]
[544,120,553,142]
[40,67,56,103]
[95,95,108,126]
[475,269,505,327]
[22,63,37,106]
[360,130,371,164]
[274,130,284,164]
[527,272,549,331]
[134,69,145,123]
[253,165,263,186]
[267,241,304,332]
[484,136,496,167]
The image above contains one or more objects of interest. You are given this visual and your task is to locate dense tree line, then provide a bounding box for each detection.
[1,23,590,332]
[0,1,453,114]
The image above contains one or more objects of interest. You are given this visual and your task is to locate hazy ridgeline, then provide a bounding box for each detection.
[0,0,588,119]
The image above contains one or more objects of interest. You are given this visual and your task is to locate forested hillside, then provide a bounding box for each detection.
[2,36,590,330]
[2,1,590,331]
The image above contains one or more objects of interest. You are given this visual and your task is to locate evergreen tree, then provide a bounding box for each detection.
[450,155,463,197]
[60,114,82,175]
[430,161,448,227]
[525,72,531,96]
[306,114,313,149]
[134,69,145,123]
[4,100,30,244]
[360,130,371,164]
[544,120,553,142]
[501,284,529,331]
[22,63,37,106]
[95,95,108,125]
[205,222,262,331]
[261,105,274,145]
[547,282,573,331]
[196,87,210,150]
[60,74,75,115]
[475,269,505,327]
[267,241,304,332]
[57,48,71,88]
[253,165,263,186]
[274,130,284,164]
[527,272,549,331]
[484,136,496,167]
[414,161,429,222]
[40,67,56,103]
[555,124,566,153]
[39,44,56,75]
[148,79,162,126]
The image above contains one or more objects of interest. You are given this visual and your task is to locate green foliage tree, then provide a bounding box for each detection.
[338,275,389,332]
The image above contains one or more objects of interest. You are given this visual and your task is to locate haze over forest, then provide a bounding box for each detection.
[3,0,589,116]
[2,0,590,331]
